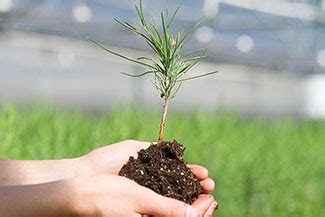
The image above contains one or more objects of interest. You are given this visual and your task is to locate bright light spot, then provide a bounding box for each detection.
[236,35,254,53]
[203,0,219,19]
[195,26,214,43]
[305,75,325,119]
[0,0,13,12]
[72,3,92,23]
[58,50,75,68]
[317,49,325,68]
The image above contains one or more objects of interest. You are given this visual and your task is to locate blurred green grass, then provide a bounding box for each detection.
[0,104,324,216]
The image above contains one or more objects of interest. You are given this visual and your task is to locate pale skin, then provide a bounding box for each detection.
[0,140,217,216]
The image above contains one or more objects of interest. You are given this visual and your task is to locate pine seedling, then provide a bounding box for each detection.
[90,0,218,144]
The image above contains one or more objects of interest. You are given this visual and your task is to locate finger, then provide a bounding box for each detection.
[135,187,199,217]
[192,194,214,216]
[204,201,218,217]
[119,140,151,152]
[188,165,208,181]
[200,178,215,193]
[132,140,152,150]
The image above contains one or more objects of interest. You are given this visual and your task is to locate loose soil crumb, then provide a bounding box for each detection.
[119,140,202,204]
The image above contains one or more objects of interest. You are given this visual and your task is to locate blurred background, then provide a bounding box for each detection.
[0,0,324,216]
[1,0,325,118]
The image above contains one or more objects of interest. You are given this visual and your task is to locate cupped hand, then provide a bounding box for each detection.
[69,173,217,217]
[81,140,217,216]
[84,140,215,191]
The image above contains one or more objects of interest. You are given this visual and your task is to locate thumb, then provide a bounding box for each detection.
[135,187,199,217]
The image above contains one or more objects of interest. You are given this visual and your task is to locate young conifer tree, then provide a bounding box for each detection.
[91,0,217,144]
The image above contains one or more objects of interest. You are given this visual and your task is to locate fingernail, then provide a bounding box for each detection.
[186,206,199,217]
[215,203,219,211]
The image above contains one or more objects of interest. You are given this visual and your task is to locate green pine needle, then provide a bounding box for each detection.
[90,0,218,99]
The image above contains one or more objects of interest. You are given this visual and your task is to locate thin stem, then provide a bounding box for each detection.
[90,1,218,142]
[157,97,169,144]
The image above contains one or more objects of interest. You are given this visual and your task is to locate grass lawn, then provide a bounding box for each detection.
[0,104,324,216]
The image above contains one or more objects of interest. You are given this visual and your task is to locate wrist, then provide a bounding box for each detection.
[74,154,95,177]
[67,176,97,216]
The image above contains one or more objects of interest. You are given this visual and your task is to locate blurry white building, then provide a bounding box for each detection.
[0,0,324,119]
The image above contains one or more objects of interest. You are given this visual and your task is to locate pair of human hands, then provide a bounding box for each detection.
[71,140,217,216]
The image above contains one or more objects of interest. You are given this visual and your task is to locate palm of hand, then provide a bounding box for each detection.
[85,140,215,194]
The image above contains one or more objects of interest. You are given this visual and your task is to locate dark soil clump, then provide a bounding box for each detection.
[119,140,202,204]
